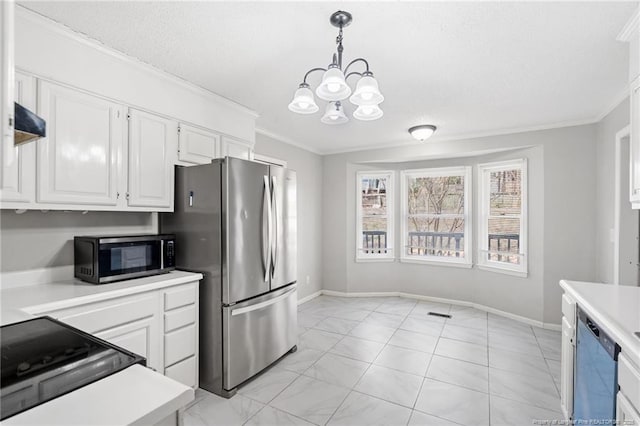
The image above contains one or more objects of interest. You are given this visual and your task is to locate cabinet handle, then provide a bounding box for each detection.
[126,192,130,199]
[117,192,120,199]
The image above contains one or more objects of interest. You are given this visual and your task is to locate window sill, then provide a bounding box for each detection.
[400,258,473,269]
[477,264,528,278]
[355,257,396,263]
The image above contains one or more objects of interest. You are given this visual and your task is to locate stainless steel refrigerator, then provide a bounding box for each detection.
[160,157,297,398]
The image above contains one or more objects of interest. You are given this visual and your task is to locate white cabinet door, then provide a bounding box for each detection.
[560,316,574,420]
[1,71,35,203]
[221,136,253,160]
[37,81,123,205]
[178,124,219,164]
[1,0,14,149]
[95,316,162,372]
[630,76,640,205]
[618,392,640,426]
[127,109,176,209]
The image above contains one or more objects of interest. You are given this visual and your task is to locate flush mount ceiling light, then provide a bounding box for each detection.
[409,125,437,141]
[288,11,384,124]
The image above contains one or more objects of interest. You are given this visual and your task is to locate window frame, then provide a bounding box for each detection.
[477,159,528,277]
[355,170,395,262]
[400,166,473,267]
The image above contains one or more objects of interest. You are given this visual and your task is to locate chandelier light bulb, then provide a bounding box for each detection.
[408,125,437,141]
[353,104,383,121]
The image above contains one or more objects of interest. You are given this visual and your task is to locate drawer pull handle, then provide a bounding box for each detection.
[231,288,295,316]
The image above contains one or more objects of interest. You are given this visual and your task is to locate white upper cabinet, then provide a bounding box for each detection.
[221,136,253,160]
[37,81,123,206]
[1,71,35,203]
[178,123,219,165]
[631,76,640,205]
[127,108,176,209]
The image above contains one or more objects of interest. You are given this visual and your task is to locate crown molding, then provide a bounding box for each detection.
[617,7,640,42]
[16,5,259,119]
[255,127,324,155]
[319,116,599,156]
[595,85,630,122]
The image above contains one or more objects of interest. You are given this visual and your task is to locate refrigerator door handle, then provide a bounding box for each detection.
[230,287,295,316]
[262,175,272,282]
[271,175,278,279]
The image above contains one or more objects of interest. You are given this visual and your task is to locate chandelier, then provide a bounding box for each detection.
[288,11,384,124]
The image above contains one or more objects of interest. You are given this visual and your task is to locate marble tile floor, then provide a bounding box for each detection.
[184,296,563,426]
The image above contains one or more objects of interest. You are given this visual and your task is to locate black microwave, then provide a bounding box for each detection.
[74,234,175,284]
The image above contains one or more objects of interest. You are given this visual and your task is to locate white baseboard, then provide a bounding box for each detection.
[297,290,322,305]
[0,265,75,289]
[318,289,562,330]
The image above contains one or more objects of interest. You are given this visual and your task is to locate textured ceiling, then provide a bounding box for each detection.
[18,1,638,154]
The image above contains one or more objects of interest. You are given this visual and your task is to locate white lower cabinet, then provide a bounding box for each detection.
[37,280,199,387]
[163,281,199,388]
[560,294,576,420]
[618,392,640,425]
[631,76,640,205]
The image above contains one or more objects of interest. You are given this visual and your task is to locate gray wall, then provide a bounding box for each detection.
[595,99,631,284]
[253,134,324,301]
[0,210,156,272]
[323,124,598,325]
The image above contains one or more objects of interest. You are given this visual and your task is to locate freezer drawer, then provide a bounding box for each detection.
[223,284,297,390]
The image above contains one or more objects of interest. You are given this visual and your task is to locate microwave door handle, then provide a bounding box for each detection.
[160,239,164,270]
[271,175,278,279]
[262,175,272,282]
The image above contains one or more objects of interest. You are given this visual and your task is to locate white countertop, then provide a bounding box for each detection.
[3,365,194,426]
[560,280,640,366]
[1,270,203,325]
[0,270,203,424]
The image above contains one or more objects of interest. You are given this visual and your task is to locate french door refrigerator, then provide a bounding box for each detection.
[160,157,297,397]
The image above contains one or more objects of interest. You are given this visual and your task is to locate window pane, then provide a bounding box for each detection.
[361,177,388,216]
[490,169,521,216]
[362,217,389,254]
[407,175,465,215]
[487,217,521,264]
[406,217,465,257]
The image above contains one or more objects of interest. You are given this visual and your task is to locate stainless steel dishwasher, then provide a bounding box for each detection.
[573,307,620,422]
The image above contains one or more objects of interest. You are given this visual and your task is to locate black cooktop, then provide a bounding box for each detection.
[0,317,145,420]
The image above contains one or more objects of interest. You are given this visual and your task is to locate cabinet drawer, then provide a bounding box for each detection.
[619,354,640,409]
[561,294,576,325]
[54,295,157,334]
[165,324,196,367]
[165,356,197,388]
[164,284,196,311]
[164,304,196,333]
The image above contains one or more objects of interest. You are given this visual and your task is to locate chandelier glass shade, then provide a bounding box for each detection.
[321,102,349,125]
[288,11,384,124]
[353,104,384,121]
[288,85,319,114]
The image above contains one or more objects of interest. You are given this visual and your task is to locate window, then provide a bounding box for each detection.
[400,167,472,266]
[478,159,527,276]
[356,171,394,261]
